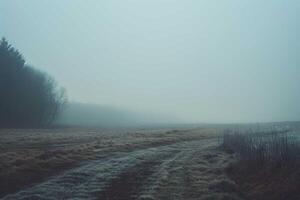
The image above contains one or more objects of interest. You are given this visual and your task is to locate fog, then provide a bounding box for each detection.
[58,102,180,127]
[1,0,299,124]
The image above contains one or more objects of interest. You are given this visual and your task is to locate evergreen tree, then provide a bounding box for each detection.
[0,38,67,128]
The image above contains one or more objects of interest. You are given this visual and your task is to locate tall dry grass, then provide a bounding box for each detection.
[223,128,300,200]
[222,129,300,168]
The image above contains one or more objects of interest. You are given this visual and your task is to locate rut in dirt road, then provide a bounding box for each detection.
[97,139,226,200]
[96,141,200,200]
[98,160,159,200]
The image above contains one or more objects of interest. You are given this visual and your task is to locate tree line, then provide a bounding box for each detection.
[0,38,67,128]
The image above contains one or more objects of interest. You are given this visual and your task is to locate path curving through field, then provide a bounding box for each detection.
[2,138,243,200]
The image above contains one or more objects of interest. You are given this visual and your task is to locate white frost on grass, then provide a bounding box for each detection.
[1,141,190,200]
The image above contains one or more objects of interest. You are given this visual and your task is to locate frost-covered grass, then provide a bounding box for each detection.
[222,127,300,200]
[223,129,300,168]
[0,127,216,197]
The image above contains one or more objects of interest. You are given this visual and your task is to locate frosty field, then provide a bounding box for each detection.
[0,127,242,200]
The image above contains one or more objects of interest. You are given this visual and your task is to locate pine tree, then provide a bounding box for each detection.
[0,38,67,128]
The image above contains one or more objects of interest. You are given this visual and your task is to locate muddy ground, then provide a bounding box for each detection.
[0,127,243,200]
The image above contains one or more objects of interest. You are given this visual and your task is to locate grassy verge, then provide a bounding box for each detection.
[222,129,300,200]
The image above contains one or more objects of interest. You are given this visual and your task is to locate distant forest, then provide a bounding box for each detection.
[0,38,67,128]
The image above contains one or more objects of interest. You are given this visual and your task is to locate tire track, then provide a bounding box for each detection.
[136,140,215,200]
[98,160,159,200]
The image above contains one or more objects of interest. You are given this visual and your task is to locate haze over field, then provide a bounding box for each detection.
[1,1,300,199]
[1,0,299,124]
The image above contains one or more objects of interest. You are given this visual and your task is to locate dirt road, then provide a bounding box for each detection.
[1,136,243,200]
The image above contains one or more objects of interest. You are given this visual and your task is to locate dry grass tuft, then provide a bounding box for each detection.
[222,129,300,200]
[223,129,300,167]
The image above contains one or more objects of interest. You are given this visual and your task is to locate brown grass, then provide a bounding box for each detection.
[0,127,216,197]
[223,129,300,200]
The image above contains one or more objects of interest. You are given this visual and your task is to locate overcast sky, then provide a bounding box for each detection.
[1,0,299,123]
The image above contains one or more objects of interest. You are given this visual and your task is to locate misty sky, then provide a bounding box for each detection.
[1,0,299,123]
